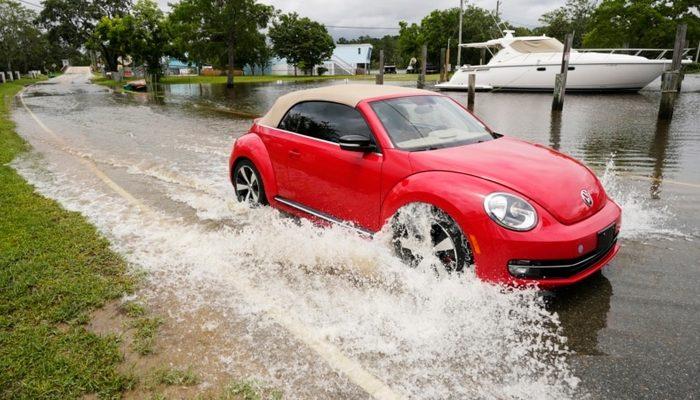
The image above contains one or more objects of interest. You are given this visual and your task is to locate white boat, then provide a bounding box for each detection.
[436,30,693,92]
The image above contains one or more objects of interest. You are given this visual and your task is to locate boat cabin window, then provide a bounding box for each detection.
[510,38,564,54]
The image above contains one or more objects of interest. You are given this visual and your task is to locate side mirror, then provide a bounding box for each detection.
[339,135,376,152]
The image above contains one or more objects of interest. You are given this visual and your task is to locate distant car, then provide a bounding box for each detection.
[383,65,397,74]
[229,84,621,288]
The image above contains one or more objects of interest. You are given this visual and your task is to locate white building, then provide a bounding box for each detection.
[268,43,373,76]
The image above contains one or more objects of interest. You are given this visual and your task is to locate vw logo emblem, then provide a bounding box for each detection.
[581,189,593,207]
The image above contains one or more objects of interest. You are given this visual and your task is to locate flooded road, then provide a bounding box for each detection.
[12,68,699,399]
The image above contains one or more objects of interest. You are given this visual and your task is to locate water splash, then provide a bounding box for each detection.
[599,157,683,239]
[12,152,581,399]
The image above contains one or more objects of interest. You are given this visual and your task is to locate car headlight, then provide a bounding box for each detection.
[483,192,538,231]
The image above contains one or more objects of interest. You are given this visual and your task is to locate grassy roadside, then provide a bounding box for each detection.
[0,78,138,398]
[159,73,441,85]
[1,78,282,400]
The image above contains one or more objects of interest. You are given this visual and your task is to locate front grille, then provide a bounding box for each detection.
[508,233,618,279]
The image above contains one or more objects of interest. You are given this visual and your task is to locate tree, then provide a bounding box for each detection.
[169,0,274,87]
[0,0,44,71]
[91,15,133,72]
[536,0,596,47]
[269,12,335,76]
[40,0,132,71]
[583,0,700,48]
[398,5,495,68]
[397,21,422,66]
[129,0,171,77]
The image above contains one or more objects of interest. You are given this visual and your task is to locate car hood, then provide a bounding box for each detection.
[408,137,606,225]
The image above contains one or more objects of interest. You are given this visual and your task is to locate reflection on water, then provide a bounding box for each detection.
[549,111,562,151]
[546,273,613,355]
[649,120,671,198]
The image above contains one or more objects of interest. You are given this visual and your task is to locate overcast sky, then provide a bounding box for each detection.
[155,0,564,39]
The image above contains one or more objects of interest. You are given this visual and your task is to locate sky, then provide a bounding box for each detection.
[20,0,565,39]
[156,0,564,39]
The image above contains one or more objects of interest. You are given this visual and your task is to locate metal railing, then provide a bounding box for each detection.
[577,47,696,60]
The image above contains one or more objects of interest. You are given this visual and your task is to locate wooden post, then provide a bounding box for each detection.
[552,33,573,111]
[659,24,687,120]
[695,40,699,63]
[0,72,5,84]
[417,44,427,89]
[6,71,13,82]
[15,71,20,80]
[480,48,486,65]
[445,46,451,78]
[376,49,384,85]
[439,48,446,82]
[467,74,476,110]
[672,24,687,93]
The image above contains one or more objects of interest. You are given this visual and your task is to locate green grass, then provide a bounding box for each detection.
[0,78,138,398]
[153,73,440,85]
[218,380,283,400]
[130,316,162,355]
[150,366,199,387]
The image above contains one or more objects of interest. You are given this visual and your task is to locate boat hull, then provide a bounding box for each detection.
[436,61,672,92]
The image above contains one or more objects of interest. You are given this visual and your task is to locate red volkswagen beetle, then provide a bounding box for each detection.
[229,84,621,288]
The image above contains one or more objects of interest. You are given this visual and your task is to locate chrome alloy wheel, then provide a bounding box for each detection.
[392,204,472,273]
[235,165,261,204]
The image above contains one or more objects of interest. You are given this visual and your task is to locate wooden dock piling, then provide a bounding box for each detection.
[439,48,446,83]
[417,44,427,89]
[659,24,687,120]
[552,33,573,111]
[376,50,384,85]
[467,74,476,110]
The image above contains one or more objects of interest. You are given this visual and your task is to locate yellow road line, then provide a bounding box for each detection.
[17,83,404,400]
[620,173,700,189]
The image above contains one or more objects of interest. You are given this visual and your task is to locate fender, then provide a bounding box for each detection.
[380,171,512,278]
[229,133,278,201]
[381,170,506,229]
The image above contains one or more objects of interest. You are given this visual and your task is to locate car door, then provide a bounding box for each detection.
[276,101,383,231]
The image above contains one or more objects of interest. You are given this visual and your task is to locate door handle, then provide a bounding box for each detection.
[288,149,301,159]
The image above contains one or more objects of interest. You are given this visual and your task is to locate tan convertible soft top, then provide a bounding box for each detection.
[258,84,434,127]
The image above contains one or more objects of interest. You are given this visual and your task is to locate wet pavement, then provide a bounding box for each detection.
[11,68,699,399]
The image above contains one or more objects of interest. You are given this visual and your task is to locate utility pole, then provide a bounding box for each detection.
[457,0,464,68]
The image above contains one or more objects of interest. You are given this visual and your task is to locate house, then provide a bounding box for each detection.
[166,58,196,75]
[258,44,373,76]
[322,44,373,75]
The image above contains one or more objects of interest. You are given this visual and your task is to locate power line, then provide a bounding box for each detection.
[325,25,400,31]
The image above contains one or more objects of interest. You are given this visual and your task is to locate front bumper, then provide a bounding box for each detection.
[468,198,622,288]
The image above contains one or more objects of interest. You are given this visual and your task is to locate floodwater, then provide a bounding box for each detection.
[11,68,699,399]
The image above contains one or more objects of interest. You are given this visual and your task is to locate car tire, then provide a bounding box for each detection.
[391,204,472,273]
[233,159,267,205]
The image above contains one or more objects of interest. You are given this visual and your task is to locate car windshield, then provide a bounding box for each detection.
[370,96,493,151]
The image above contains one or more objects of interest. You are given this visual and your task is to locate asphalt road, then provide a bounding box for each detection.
[11,67,700,399]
